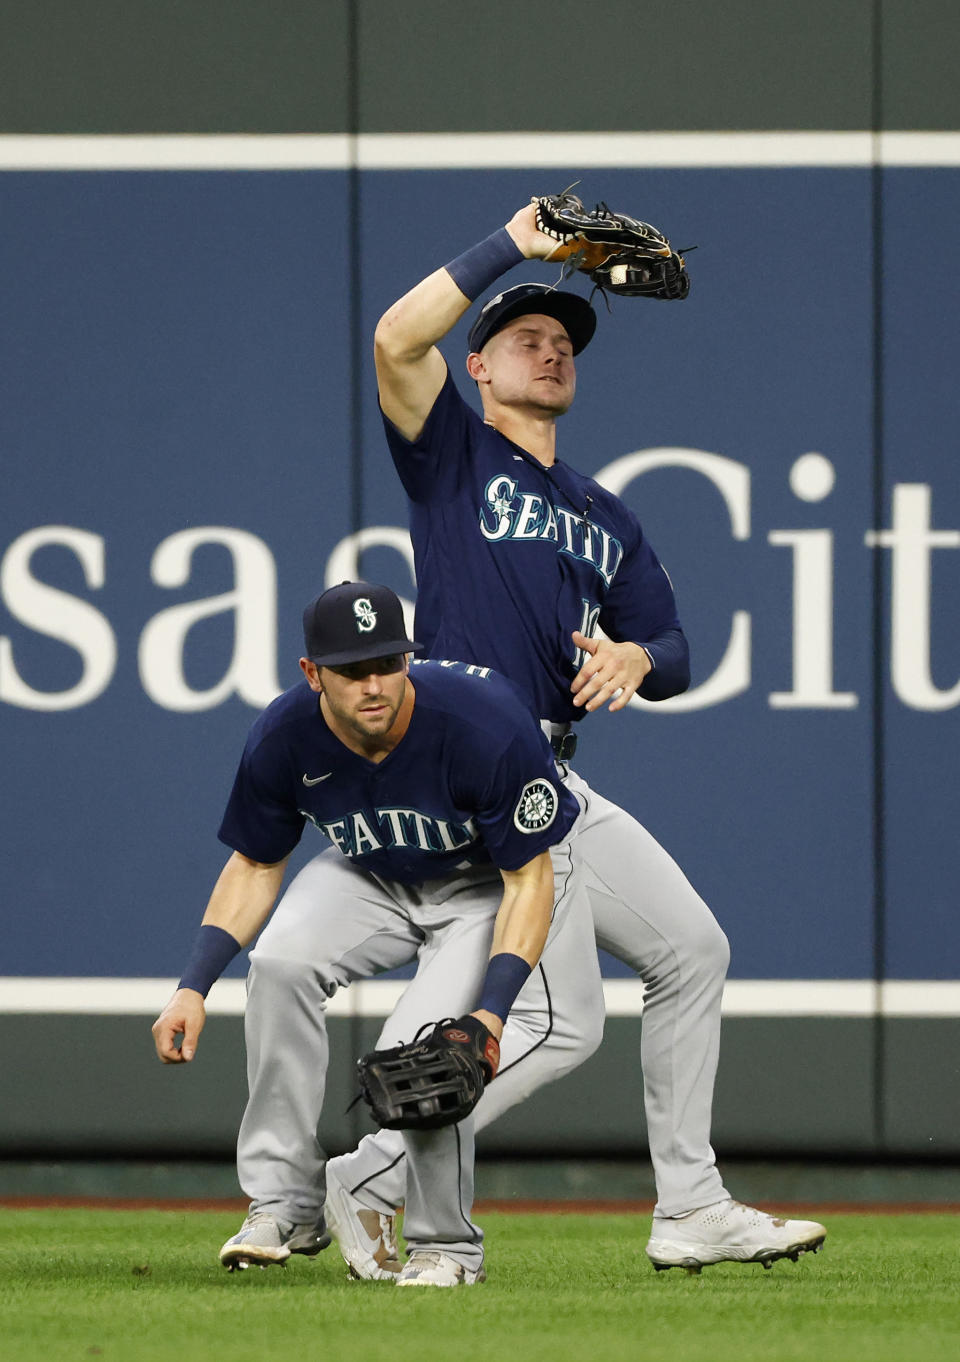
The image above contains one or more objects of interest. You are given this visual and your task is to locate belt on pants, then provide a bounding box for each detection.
[540,719,578,762]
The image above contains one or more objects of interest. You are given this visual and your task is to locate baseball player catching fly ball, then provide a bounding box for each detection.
[322,193,827,1277]
[152,580,603,1286]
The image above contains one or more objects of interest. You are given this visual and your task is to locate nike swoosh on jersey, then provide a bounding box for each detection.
[302,773,332,786]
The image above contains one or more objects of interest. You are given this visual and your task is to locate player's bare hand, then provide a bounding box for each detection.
[151,988,206,1064]
[505,203,557,260]
[570,632,652,712]
[469,1007,505,1042]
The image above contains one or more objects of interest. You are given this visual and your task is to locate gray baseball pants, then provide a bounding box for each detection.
[327,765,730,1218]
[236,833,602,1272]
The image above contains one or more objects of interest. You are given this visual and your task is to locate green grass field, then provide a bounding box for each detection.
[1,1208,958,1362]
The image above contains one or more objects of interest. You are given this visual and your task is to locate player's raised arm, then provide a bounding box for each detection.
[374,203,557,441]
[151,850,289,1064]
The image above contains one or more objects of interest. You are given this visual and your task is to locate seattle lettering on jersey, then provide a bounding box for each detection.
[300,806,480,859]
[478,474,624,587]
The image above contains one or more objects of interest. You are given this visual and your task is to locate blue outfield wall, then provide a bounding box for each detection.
[1,157,958,996]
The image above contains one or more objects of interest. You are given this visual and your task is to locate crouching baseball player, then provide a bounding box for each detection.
[152,580,602,1286]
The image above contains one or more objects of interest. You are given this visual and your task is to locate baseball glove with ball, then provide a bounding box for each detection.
[356,1015,500,1131]
[534,187,692,299]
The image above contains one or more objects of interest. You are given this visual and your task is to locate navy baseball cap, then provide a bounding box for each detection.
[303,581,422,667]
[467,282,597,356]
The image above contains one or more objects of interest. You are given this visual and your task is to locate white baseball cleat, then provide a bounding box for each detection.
[646,1199,826,1273]
[219,1211,330,1271]
[395,1250,486,1287]
[324,1164,401,1281]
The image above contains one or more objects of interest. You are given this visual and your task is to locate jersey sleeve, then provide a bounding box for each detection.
[217,735,306,864]
[381,367,476,504]
[599,519,691,700]
[460,718,579,872]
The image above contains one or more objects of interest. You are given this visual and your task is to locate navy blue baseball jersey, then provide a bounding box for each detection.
[383,370,690,723]
[218,659,578,882]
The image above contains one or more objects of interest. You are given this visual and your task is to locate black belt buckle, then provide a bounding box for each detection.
[551,731,578,762]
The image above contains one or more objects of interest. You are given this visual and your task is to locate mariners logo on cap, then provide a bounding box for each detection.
[353,598,377,633]
[513,779,558,833]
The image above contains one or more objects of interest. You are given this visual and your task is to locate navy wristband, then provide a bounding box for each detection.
[444,227,524,301]
[178,924,242,997]
[477,952,533,1022]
